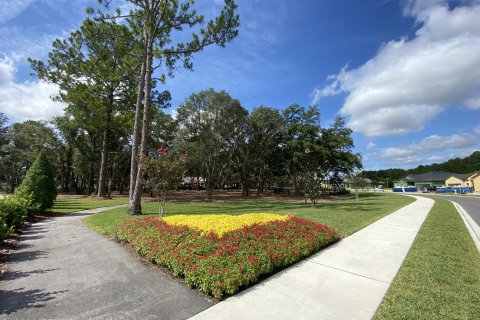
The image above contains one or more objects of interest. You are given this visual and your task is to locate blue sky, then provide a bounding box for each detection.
[1,0,480,170]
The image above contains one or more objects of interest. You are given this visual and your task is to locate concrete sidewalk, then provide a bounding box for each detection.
[0,204,213,319]
[191,196,434,320]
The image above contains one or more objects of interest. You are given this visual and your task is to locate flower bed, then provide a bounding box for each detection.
[115,214,339,299]
[163,213,290,236]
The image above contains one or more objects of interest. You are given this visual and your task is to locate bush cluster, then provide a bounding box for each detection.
[0,151,57,243]
[115,216,339,299]
[0,194,34,242]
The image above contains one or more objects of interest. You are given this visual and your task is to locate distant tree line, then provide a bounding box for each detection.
[0,92,361,200]
[360,151,480,185]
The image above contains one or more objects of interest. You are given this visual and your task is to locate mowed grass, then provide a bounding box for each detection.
[85,193,414,237]
[49,198,128,214]
[374,198,480,320]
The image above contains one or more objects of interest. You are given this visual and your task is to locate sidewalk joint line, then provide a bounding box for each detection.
[306,261,390,284]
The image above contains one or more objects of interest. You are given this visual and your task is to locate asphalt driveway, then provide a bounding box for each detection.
[0,205,213,320]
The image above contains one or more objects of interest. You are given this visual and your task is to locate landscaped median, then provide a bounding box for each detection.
[115,214,339,299]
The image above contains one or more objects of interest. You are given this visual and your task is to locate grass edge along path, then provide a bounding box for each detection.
[85,193,415,237]
[374,198,480,320]
[49,198,128,214]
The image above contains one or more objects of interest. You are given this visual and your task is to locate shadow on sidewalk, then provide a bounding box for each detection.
[2,268,59,282]
[0,287,68,315]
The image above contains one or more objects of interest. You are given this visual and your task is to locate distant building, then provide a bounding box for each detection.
[470,172,480,191]
[446,171,480,191]
[394,171,480,192]
[394,171,453,188]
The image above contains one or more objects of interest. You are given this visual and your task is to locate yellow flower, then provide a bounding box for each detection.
[163,213,289,237]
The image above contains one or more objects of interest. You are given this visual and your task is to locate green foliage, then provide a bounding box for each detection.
[304,173,324,206]
[0,193,34,242]
[141,148,186,216]
[0,218,10,243]
[175,89,247,198]
[1,120,60,193]
[410,151,480,174]
[0,195,29,229]
[29,18,140,195]
[16,151,57,211]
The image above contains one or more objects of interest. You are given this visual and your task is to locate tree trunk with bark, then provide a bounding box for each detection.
[129,34,153,214]
[127,37,147,214]
[97,94,114,197]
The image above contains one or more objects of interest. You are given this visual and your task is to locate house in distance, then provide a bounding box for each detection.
[394,171,480,192]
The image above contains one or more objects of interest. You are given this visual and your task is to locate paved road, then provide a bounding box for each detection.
[420,194,480,226]
[0,205,213,320]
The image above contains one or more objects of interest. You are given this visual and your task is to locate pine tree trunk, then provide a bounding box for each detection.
[127,36,148,214]
[65,146,73,193]
[97,96,113,197]
[88,142,96,195]
[129,34,153,215]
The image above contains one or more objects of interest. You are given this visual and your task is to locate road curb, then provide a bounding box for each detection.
[451,201,480,251]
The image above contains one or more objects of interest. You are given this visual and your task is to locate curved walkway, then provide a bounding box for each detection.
[0,205,213,320]
[191,196,434,320]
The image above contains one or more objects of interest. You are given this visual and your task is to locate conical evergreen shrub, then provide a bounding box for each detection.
[15,150,57,210]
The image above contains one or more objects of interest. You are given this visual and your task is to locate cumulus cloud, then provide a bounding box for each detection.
[375,133,479,166]
[312,1,480,136]
[0,55,65,123]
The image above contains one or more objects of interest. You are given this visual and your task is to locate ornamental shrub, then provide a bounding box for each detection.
[15,151,57,211]
[0,195,31,229]
[0,217,11,242]
[0,194,34,243]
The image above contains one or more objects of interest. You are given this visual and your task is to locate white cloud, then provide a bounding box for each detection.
[375,133,479,167]
[426,155,445,162]
[475,124,480,135]
[0,55,65,123]
[365,142,377,150]
[312,1,480,136]
[0,0,34,24]
[465,94,480,110]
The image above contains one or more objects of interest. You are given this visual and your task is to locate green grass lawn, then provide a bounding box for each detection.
[374,198,480,320]
[49,198,128,214]
[85,193,414,237]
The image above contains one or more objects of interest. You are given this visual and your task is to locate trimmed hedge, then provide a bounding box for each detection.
[115,216,339,299]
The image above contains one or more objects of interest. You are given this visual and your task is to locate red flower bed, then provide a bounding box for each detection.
[115,216,339,299]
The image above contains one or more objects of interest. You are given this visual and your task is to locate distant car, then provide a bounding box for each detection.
[374,185,384,192]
